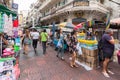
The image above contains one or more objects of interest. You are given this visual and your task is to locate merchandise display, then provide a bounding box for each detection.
[77,31,99,69]
[0,6,20,80]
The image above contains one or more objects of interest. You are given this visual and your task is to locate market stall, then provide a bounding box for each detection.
[0,4,20,80]
[76,20,106,69]
[110,18,120,63]
[53,22,74,50]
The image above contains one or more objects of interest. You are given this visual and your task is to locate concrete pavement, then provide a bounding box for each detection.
[19,44,120,80]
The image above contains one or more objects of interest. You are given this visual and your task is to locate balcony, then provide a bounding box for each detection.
[69,1,111,13]
[41,0,111,21]
[38,0,51,11]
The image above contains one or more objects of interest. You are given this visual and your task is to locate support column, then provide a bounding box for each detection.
[67,12,74,22]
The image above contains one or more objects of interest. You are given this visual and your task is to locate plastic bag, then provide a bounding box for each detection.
[57,39,62,48]
[76,43,82,55]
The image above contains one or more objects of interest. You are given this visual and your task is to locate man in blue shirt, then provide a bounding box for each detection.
[102,29,115,78]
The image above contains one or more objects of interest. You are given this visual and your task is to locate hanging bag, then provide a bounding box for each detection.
[117,50,120,64]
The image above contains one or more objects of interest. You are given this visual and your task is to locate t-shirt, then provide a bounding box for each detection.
[40,32,48,42]
[102,34,114,52]
[31,32,40,39]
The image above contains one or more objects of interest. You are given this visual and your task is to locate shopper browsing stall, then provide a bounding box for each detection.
[102,29,115,78]
[0,33,8,56]
[70,30,78,68]
[56,29,65,60]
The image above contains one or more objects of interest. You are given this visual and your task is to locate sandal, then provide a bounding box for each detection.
[70,64,74,68]
[102,72,110,78]
[108,70,114,75]
[74,64,78,68]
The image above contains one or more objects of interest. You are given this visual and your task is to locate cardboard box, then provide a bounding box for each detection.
[86,49,90,56]
[89,49,98,57]
[86,62,91,67]
[86,56,98,64]
[90,63,98,69]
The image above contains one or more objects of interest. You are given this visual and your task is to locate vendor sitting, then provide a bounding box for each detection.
[86,31,96,40]
[0,33,8,55]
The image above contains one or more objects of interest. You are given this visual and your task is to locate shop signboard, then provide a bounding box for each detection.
[73,0,89,7]
[0,58,16,80]
[0,13,4,32]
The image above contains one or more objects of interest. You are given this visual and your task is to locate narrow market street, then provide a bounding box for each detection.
[19,44,120,80]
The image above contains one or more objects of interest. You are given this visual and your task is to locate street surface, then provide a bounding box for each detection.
[19,44,120,80]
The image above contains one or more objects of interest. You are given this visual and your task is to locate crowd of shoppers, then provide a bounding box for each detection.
[20,28,115,78]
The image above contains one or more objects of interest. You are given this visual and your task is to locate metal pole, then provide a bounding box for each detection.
[32,17,35,28]
[0,37,2,57]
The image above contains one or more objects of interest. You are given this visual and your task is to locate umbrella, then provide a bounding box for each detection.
[59,22,75,29]
[74,23,83,30]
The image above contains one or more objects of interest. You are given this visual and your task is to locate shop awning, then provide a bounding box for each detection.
[110,18,120,29]
[41,26,49,28]
[110,18,120,24]
[0,4,17,16]
[59,22,75,29]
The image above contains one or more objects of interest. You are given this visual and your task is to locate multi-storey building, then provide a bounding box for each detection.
[108,0,120,18]
[37,0,113,26]
[26,1,42,27]
[0,0,14,9]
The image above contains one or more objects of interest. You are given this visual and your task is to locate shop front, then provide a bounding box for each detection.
[0,4,20,80]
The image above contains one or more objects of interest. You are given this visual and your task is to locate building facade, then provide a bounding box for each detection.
[18,10,29,28]
[26,0,120,28]
[26,1,42,28]
[0,0,14,9]
[37,0,113,26]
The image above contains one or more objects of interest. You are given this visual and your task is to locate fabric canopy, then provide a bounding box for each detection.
[59,22,75,28]
[110,18,120,24]
[0,4,17,16]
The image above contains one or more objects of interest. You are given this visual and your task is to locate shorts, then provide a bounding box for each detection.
[103,50,114,59]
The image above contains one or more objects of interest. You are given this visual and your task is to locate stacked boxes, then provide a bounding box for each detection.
[78,47,98,69]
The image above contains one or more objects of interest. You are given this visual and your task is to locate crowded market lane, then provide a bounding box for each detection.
[19,44,120,80]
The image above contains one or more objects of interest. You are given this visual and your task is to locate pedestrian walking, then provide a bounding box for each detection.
[70,30,78,68]
[56,29,65,60]
[22,29,32,55]
[40,29,48,54]
[31,29,40,52]
[101,29,115,78]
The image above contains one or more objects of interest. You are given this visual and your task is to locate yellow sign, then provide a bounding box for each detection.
[73,1,89,6]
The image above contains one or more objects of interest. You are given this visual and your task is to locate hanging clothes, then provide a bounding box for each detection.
[13,19,18,27]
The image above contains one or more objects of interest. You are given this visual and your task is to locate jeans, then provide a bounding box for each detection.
[57,46,64,58]
[42,41,47,54]
[32,39,38,49]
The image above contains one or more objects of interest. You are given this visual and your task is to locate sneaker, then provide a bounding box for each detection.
[108,70,114,75]
[102,72,110,78]
[61,57,65,60]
